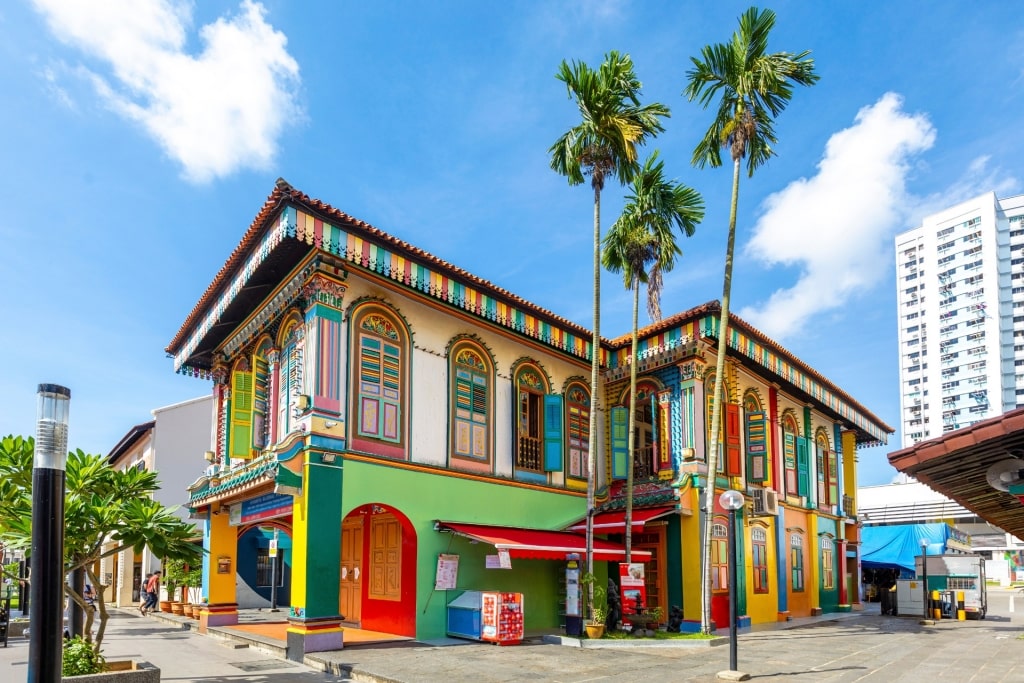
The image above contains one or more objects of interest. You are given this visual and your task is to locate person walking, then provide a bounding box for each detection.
[141,570,161,615]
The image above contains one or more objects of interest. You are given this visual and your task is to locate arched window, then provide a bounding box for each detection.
[612,380,660,480]
[816,428,837,506]
[782,413,798,496]
[705,372,740,475]
[820,536,835,590]
[351,306,408,459]
[712,520,729,591]
[276,316,304,442]
[450,341,492,469]
[565,382,590,480]
[751,526,769,594]
[514,362,550,473]
[744,392,768,484]
[790,533,805,592]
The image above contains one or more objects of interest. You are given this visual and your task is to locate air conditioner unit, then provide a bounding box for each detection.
[752,488,779,516]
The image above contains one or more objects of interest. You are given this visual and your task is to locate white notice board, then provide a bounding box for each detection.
[435,553,460,590]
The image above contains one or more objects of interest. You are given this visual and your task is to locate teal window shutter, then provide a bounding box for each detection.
[543,394,563,471]
[796,436,810,498]
[611,406,628,479]
[745,411,768,483]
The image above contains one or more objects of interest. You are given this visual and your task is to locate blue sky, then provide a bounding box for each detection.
[1,1,1021,486]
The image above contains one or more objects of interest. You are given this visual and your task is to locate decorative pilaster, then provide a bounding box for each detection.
[286,451,344,660]
[302,273,348,423]
[211,364,229,464]
[200,504,238,632]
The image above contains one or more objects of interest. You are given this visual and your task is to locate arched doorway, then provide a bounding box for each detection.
[341,504,417,637]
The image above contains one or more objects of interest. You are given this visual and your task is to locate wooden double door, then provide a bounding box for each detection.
[340,512,403,626]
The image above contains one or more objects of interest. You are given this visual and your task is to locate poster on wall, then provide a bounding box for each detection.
[619,562,647,615]
[485,550,511,569]
[435,553,460,590]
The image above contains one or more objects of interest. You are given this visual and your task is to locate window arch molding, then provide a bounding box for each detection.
[563,379,590,480]
[274,311,305,442]
[447,337,495,471]
[510,358,551,475]
[348,301,411,460]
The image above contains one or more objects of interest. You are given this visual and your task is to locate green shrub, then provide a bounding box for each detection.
[62,636,106,677]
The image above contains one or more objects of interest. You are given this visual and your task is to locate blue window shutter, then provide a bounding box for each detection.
[543,394,563,471]
[796,436,810,498]
[611,406,628,479]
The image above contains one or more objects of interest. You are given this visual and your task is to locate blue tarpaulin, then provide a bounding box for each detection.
[861,523,949,574]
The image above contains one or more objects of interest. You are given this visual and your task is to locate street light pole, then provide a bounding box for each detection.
[920,538,930,619]
[28,383,71,683]
[719,489,746,677]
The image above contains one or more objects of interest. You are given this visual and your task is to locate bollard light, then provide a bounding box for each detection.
[719,489,746,677]
[28,383,71,683]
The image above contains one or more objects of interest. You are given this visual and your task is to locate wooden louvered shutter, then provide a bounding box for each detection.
[543,394,563,471]
[611,406,628,479]
[745,410,768,483]
[725,403,742,476]
[796,436,810,498]
[230,369,253,458]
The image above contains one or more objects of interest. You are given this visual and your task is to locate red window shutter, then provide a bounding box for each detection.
[725,403,741,476]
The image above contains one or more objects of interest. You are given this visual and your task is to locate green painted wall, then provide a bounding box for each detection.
[341,459,586,640]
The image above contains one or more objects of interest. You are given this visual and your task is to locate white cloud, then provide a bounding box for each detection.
[738,93,936,338]
[31,0,301,183]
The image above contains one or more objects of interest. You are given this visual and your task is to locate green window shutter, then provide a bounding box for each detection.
[796,436,810,498]
[745,410,767,483]
[611,406,628,480]
[231,370,253,458]
[543,394,563,471]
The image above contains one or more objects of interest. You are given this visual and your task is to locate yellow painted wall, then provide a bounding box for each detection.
[745,519,778,623]
[680,485,703,623]
[207,507,238,605]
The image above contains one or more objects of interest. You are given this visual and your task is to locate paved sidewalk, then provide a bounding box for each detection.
[4,593,1023,682]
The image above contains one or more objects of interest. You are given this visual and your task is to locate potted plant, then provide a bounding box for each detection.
[162,558,187,615]
[580,572,608,639]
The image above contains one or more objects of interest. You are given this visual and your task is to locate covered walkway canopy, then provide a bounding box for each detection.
[435,521,651,561]
[888,407,1024,540]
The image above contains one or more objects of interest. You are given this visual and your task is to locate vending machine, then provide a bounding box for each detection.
[447,590,524,644]
[481,591,524,645]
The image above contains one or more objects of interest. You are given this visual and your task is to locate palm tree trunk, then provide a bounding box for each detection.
[586,181,602,619]
[700,157,742,634]
[625,279,640,563]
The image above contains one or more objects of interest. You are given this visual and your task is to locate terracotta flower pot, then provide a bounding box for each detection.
[170,601,185,616]
[159,600,171,613]
[584,623,605,639]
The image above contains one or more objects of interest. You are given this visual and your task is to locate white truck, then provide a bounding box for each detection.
[914,553,988,619]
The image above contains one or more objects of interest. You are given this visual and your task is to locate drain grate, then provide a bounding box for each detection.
[229,659,296,672]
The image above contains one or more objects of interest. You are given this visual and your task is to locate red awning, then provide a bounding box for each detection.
[565,506,677,533]
[435,521,652,561]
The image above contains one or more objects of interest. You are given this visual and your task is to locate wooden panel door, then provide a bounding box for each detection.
[340,518,363,623]
[370,513,402,601]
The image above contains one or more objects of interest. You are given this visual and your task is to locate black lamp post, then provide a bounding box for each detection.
[719,489,745,674]
[28,383,71,683]
[920,538,929,619]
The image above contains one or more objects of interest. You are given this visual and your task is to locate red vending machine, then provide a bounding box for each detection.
[480,591,524,645]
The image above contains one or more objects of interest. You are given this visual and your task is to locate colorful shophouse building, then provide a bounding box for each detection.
[168,181,892,658]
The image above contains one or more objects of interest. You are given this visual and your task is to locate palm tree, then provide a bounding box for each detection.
[550,51,669,617]
[602,153,704,563]
[683,6,819,634]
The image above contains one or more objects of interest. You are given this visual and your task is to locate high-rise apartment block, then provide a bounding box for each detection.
[895,192,1024,447]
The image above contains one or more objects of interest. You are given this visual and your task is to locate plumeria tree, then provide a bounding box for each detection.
[683,6,819,634]
[0,435,202,651]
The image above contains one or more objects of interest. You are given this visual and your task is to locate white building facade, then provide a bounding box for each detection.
[895,192,1024,447]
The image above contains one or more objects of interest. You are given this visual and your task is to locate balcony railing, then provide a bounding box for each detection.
[516,436,542,472]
